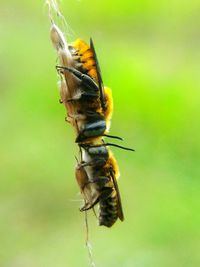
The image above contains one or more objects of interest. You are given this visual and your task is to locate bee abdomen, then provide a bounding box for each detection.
[76,120,106,142]
[99,192,119,227]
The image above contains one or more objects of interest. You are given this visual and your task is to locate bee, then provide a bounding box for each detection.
[76,143,132,227]
[56,38,122,143]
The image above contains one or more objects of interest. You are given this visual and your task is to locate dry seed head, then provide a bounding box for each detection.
[50,23,67,50]
[48,0,62,17]
[58,48,74,67]
[57,79,69,103]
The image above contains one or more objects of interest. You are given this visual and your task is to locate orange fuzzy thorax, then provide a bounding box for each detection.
[71,39,98,81]
[71,39,114,124]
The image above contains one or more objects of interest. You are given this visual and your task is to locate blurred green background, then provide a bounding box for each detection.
[0,0,200,266]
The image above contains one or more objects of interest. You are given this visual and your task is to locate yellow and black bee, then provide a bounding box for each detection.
[56,38,122,143]
[78,143,124,227]
[77,142,133,227]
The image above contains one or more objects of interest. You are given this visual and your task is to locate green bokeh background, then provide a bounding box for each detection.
[1,0,200,266]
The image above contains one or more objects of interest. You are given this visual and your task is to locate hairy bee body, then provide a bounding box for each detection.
[70,39,114,122]
[70,39,99,81]
[79,144,124,226]
[63,39,114,142]
[51,25,113,141]
[99,191,119,227]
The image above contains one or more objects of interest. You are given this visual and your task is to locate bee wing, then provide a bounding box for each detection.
[110,170,124,221]
[90,38,106,110]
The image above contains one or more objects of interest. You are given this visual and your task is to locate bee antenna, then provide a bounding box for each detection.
[104,143,135,152]
[103,134,124,141]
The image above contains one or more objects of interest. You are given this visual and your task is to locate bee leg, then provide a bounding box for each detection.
[80,196,100,211]
[103,134,124,141]
[67,91,98,102]
[65,116,71,123]
[90,176,110,189]
[56,65,99,92]
[80,180,112,211]
[65,113,82,125]
[80,188,100,211]
[79,158,106,168]
[67,112,87,120]
[81,91,99,97]
[80,180,113,212]
[59,99,63,104]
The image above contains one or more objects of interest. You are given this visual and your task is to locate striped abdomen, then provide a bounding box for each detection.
[99,191,119,227]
